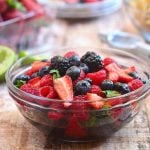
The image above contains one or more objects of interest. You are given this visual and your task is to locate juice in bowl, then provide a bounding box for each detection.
[6,47,150,142]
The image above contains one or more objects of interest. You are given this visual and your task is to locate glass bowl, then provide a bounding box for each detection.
[0,7,55,51]
[6,47,150,142]
[124,0,150,43]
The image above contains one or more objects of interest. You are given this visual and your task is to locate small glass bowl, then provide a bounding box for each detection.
[6,47,150,142]
[124,0,150,43]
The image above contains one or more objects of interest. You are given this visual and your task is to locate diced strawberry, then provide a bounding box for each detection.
[118,72,133,83]
[40,74,53,87]
[48,111,64,120]
[103,57,116,66]
[124,66,136,74]
[86,93,104,109]
[25,69,33,76]
[73,70,85,86]
[54,75,73,106]
[105,63,121,72]
[64,51,78,58]
[31,61,49,73]
[66,114,86,138]
[128,79,144,91]
[28,76,41,87]
[108,72,119,83]
[105,98,125,106]
[89,85,101,95]
[86,69,107,85]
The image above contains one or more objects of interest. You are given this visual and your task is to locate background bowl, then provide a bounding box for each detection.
[6,47,150,142]
[124,0,150,43]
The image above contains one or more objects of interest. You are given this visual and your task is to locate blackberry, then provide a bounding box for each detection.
[79,63,89,73]
[81,51,104,72]
[66,66,81,81]
[128,72,138,79]
[49,56,71,76]
[75,80,91,95]
[38,66,49,77]
[100,79,114,90]
[114,82,130,94]
[69,55,80,66]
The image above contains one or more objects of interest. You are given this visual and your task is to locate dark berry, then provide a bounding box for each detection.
[79,63,89,73]
[81,51,104,72]
[14,74,30,84]
[66,66,81,81]
[69,55,80,66]
[114,82,130,94]
[84,78,92,85]
[100,79,114,90]
[75,80,91,95]
[128,72,138,79]
[41,59,49,62]
[31,72,39,79]
[49,56,71,76]
[38,66,49,77]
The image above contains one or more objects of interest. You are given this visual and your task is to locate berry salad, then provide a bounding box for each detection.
[13,51,147,141]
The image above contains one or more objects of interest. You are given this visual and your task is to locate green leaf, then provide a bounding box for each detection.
[7,0,25,11]
[15,80,26,88]
[50,69,61,79]
[84,114,96,127]
[103,90,121,98]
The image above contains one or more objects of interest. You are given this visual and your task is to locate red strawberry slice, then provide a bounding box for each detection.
[128,79,144,91]
[86,93,104,109]
[54,75,73,107]
[64,51,78,58]
[28,76,41,87]
[105,63,121,72]
[31,61,49,73]
[86,69,107,85]
[118,72,133,83]
[108,72,119,83]
[103,57,116,66]
[40,74,53,87]
[105,98,125,106]
[124,66,136,74]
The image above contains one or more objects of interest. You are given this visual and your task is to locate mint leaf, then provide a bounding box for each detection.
[15,80,26,88]
[7,0,25,11]
[103,90,121,98]
[50,69,60,79]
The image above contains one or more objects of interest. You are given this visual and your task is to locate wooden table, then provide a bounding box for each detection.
[0,7,150,150]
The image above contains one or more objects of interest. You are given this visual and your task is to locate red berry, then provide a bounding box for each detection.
[48,111,64,120]
[103,57,116,66]
[105,63,121,72]
[108,72,119,83]
[25,69,33,76]
[86,69,107,85]
[40,74,53,87]
[0,0,8,13]
[89,85,101,95]
[64,51,78,58]
[128,79,144,91]
[119,72,133,83]
[47,87,58,99]
[124,66,136,74]
[105,98,125,106]
[28,76,41,87]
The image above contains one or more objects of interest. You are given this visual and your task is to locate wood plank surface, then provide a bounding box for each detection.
[0,7,150,150]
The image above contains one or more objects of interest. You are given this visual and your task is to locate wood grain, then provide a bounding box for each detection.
[0,8,150,150]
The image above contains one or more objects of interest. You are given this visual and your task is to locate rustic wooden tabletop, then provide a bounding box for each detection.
[0,7,150,150]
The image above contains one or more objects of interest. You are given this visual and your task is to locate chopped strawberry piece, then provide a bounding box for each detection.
[108,72,119,82]
[54,75,73,106]
[64,51,78,58]
[128,79,144,91]
[89,85,101,95]
[105,63,121,72]
[86,69,107,85]
[31,61,49,73]
[25,69,33,76]
[119,72,133,83]
[103,57,116,66]
[66,114,86,138]
[28,76,41,87]
[48,111,64,120]
[124,66,136,74]
[105,98,125,106]
[86,93,104,109]
[40,74,53,87]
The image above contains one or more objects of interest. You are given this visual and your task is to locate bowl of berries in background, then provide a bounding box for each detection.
[0,0,55,51]
[6,47,150,142]
[38,0,122,18]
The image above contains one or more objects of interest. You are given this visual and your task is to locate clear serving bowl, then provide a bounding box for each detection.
[124,0,150,43]
[0,7,55,51]
[6,47,150,142]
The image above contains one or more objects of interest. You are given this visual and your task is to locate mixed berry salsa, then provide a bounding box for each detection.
[13,51,145,140]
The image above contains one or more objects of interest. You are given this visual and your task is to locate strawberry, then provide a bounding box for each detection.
[105,98,125,106]
[54,75,73,107]
[31,61,49,73]
[86,93,104,109]
[48,111,64,120]
[25,69,33,76]
[108,72,119,82]
[128,79,144,91]
[40,74,53,87]
[86,69,107,85]
[28,76,41,87]
[103,57,116,66]
[124,66,136,74]
[118,72,133,83]
[105,63,121,72]
[89,85,101,95]
[0,0,8,13]
[66,114,86,138]
[64,51,78,58]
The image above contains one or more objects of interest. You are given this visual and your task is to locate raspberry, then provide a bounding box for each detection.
[47,87,58,99]
[103,57,116,66]
[89,85,101,95]
[20,83,39,95]
[64,51,78,58]
[128,79,144,91]
[48,111,64,120]
[40,74,53,87]
[86,69,107,85]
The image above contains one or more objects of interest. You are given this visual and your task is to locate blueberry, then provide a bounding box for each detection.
[14,74,30,84]
[31,72,39,79]
[84,78,92,85]
[38,66,49,77]
[75,80,91,95]
[79,63,89,73]
[66,66,81,81]
[69,55,80,66]
[114,82,130,94]
[100,79,114,90]
[128,72,138,79]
